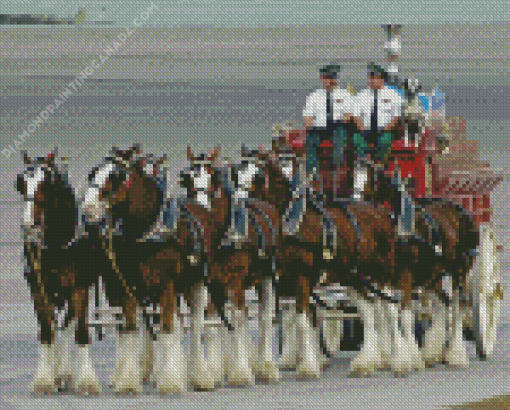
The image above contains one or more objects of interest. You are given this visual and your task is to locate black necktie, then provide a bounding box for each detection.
[326,91,333,129]
[370,89,378,132]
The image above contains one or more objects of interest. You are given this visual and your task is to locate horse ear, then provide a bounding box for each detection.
[47,149,57,167]
[124,143,140,161]
[130,143,142,157]
[210,146,221,163]
[22,150,32,165]
[156,154,167,167]
[187,146,194,162]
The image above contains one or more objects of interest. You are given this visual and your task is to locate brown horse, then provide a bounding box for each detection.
[83,144,216,394]
[180,146,282,385]
[250,146,400,378]
[363,163,479,368]
[16,149,119,395]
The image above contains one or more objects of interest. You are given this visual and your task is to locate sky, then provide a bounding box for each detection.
[1,0,509,27]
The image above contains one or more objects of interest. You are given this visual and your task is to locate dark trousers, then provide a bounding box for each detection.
[306,123,369,175]
[362,129,394,165]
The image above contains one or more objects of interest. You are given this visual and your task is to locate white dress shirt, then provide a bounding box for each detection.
[302,88,353,127]
[354,86,403,130]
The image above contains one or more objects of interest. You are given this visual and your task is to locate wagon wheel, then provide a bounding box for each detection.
[474,284,502,360]
[470,224,503,360]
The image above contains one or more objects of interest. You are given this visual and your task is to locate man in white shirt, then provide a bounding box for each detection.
[351,62,403,200]
[302,64,358,201]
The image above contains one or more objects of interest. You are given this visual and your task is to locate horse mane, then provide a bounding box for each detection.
[256,151,292,212]
[39,166,79,249]
[120,159,164,239]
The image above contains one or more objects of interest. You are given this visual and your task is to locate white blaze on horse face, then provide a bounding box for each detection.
[143,162,155,177]
[280,160,293,180]
[23,166,46,227]
[238,163,257,190]
[83,162,115,221]
[235,162,258,200]
[192,165,212,210]
[193,166,211,190]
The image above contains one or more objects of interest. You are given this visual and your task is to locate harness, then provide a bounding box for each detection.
[246,199,277,258]
[282,159,337,258]
[136,197,180,243]
[179,198,205,265]
[415,197,479,259]
[333,198,363,244]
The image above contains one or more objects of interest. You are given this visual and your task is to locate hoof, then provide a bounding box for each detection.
[278,357,297,371]
[141,363,153,384]
[55,375,73,391]
[350,355,380,377]
[444,351,469,369]
[155,367,187,394]
[189,372,216,391]
[111,363,123,388]
[113,378,142,395]
[32,379,56,395]
[77,381,102,396]
[254,361,280,383]
[377,360,391,371]
[296,362,320,380]
[349,370,373,378]
[55,374,72,385]
[158,382,185,395]
[424,360,441,368]
[319,353,330,370]
[227,368,255,387]
[389,362,414,375]
[445,360,468,369]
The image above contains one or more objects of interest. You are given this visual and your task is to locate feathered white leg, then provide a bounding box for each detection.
[154,313,186,394]
[255,278,280,382]
[114,331,142,394]
[220,322,231,379]
[140,327,154,384]
[422,292,447,367]
[111,331,125,387]
[33,344,56,394]
[188,283,215,391]
[375,299,392,370]
[227,308,254,386]
[76,345,101,395]
[444,290,469,368]
[387,301,413,376]
[279,303,298,370]
[296,312,321,379]
[55,320,74,389]
[313,311,331,370]
[204,319,223,387]
[349,295,381,377]
[322,312,342,355]
[401,308,425,372]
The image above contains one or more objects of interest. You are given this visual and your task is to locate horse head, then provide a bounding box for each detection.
[181,146,223,210]
[16,148,61,229]
[17,148,78,248]
[83,144,140,224]
[252,147,294,213]
[231,144,264,196]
